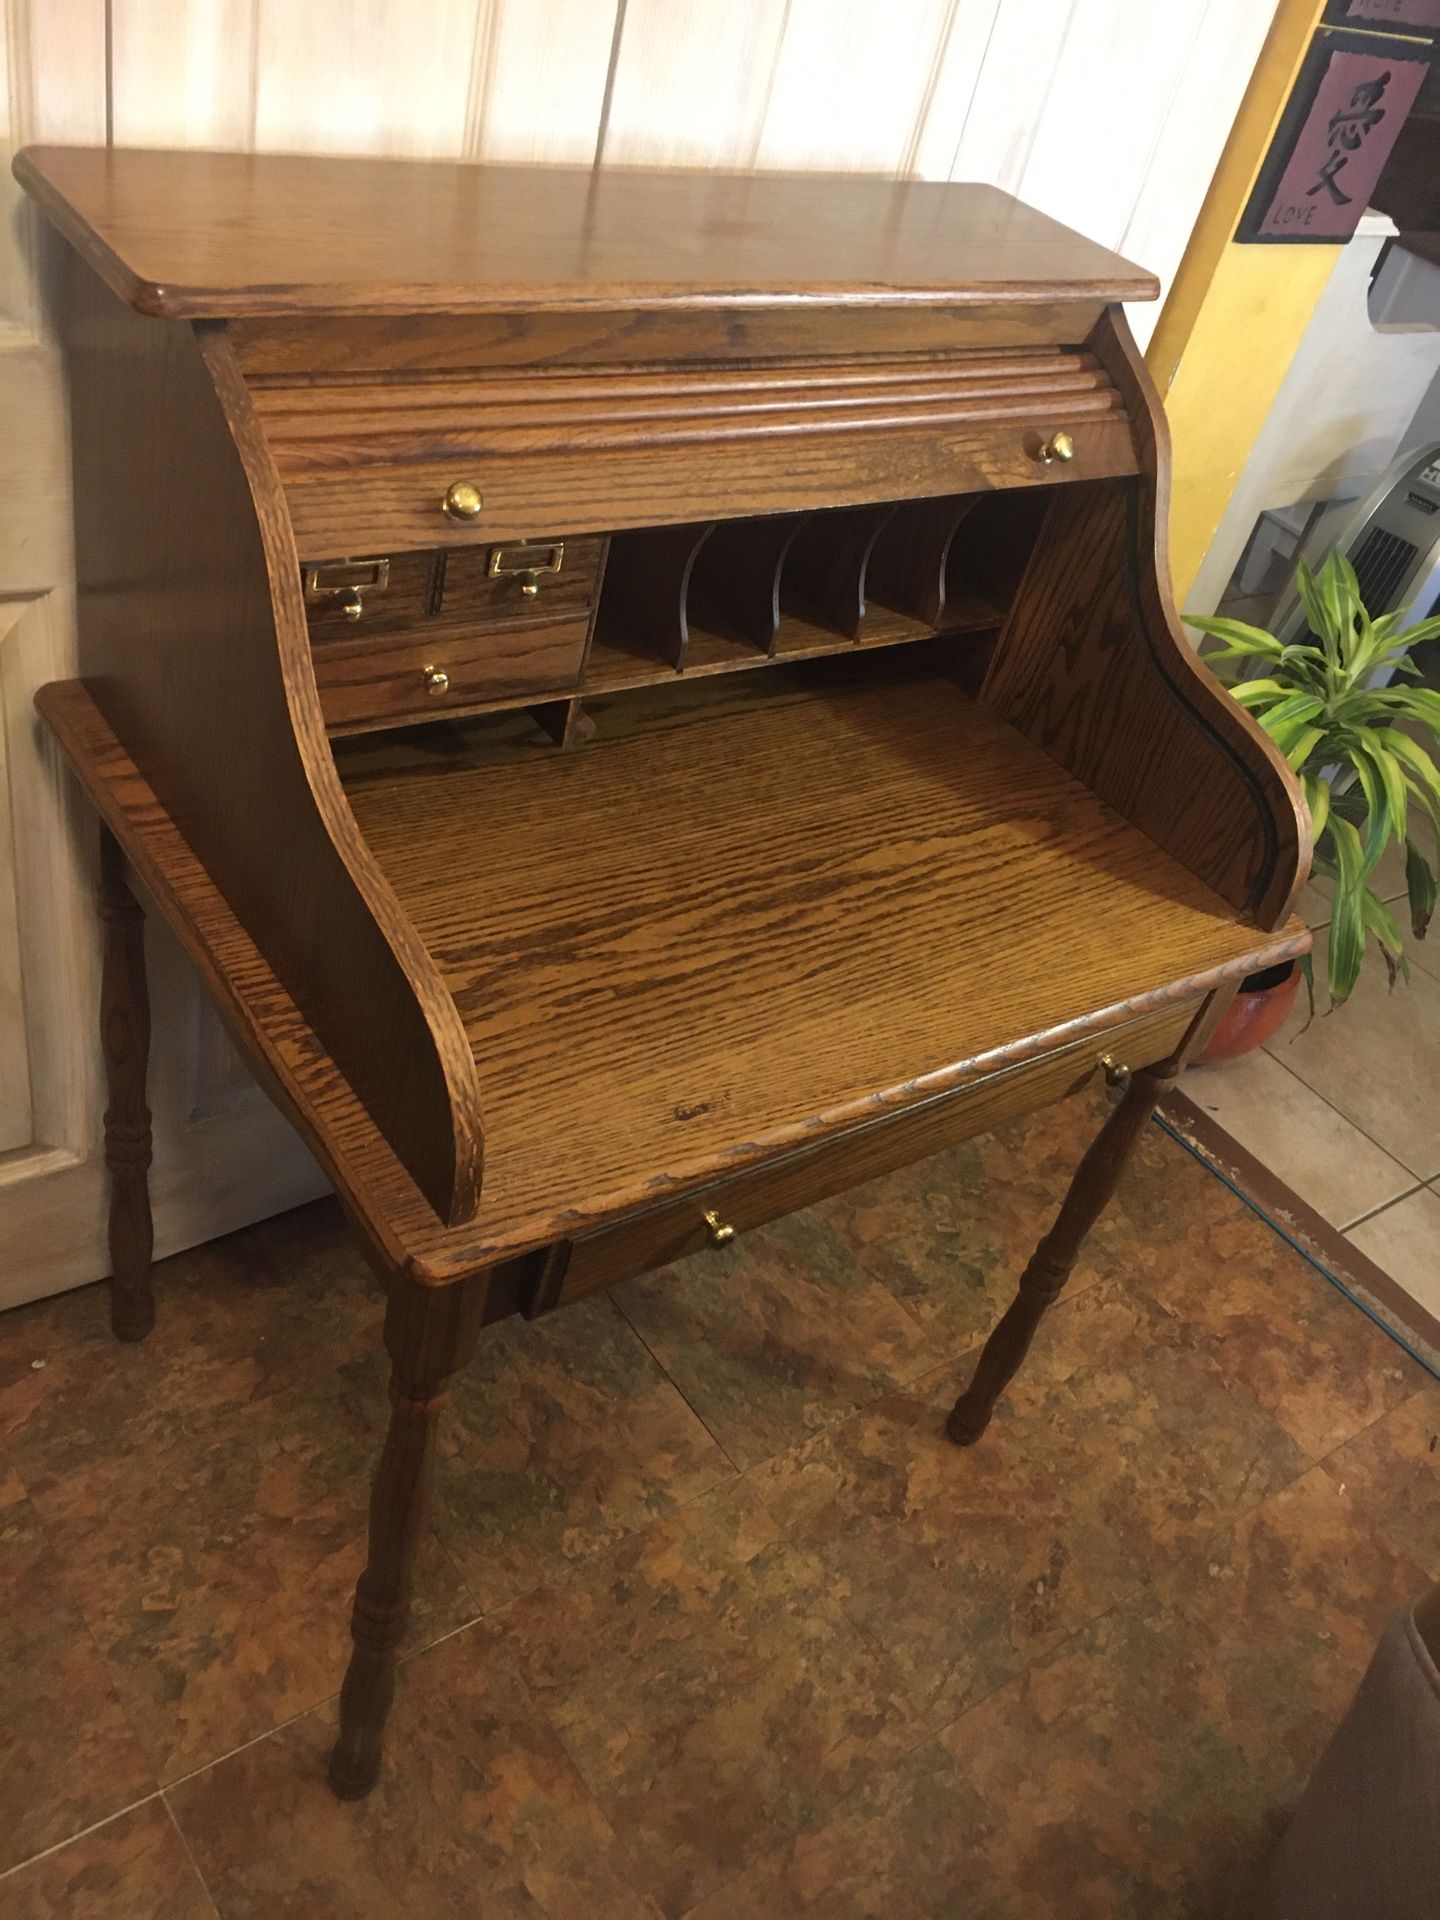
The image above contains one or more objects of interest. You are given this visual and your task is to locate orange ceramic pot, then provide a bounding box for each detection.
[1197,960,1301,1064]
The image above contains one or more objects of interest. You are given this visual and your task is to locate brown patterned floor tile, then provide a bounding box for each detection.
[936,1604,1296,1920]
[495,1478,922,1918]
[1319,1384,1440,1576]
[0,1201,379,1467]
[810,1093,1130,1350]
[166,1621,660,1920]
[0,1800,216,1920]
[4,1083,1423,1917]
[13,1359,474,1785]
[0,1464,157,1876]
[435,1294,734,1611]
[680,1737,1006,1920]
[612,1209,932,1470]
[1117,1122,1423,1458]
[753,1369,1141,1727]
[1155,1465,1432,1744]
[994,1274,1312,1563]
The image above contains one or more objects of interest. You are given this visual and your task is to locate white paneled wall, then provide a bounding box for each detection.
[11,0,1281,333]
[0,0,1278,1305]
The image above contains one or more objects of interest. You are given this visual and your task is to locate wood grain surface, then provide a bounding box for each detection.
[259,351,1134,554]
[280,414,1136,556]
[14,147,1160,319]
[36,674,1306,1294]
[314,614,590,732]
[253,354,1123,453]
[540,996,1198,1312]
[341,662,1310,1269]
[34,680,485,1286]
[228,303,1114,378]
[53,251,483,1226]
[982,312,1311,929]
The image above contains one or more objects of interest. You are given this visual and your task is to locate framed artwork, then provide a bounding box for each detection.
[1238,26,1432,242]
[1322,0,1440,29]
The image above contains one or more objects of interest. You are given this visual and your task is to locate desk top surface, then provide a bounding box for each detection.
[15,145,1158,321]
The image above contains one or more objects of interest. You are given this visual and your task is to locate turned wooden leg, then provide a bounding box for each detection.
[328,1276,485,1799]
[947,1060,1175,1446]
[98,826,155,1343]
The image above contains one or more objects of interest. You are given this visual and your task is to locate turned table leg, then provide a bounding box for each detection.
[947,1059,1176,1446]
[329,1276,485,1800]
[98,826,155,1343]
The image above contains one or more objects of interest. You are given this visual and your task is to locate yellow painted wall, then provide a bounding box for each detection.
[1148,0,1338,602]
[1162,246,1339,602]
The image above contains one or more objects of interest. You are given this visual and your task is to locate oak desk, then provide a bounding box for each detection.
[16,147,1310,1798]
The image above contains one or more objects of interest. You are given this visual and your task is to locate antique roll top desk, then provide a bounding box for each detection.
[16,147,1310,1798]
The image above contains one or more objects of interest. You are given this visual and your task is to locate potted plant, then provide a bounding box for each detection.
[1187,549,1440,1059]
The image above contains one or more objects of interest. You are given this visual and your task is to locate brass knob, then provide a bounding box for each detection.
[338,588,365,621]
[442,480,484,521]
[1035,430,1075,466]
[519,577,540,598]
[422,665,450,696]
[1099,1054,1130,1089]
[702,1208,736,1248]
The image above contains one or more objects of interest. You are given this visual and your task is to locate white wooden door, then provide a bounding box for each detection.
[0,0,1280,1306]
[0,8,327,1313]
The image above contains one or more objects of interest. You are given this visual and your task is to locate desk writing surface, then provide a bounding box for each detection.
[339,664,1307,1255]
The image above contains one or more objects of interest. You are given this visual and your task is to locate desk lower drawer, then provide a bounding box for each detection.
[531,998,1197,1314]
[313,613,589,732]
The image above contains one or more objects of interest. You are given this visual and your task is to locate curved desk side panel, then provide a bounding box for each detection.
[982,309,1311,932]
[55,249,483,1226]
[201,331,486,1225]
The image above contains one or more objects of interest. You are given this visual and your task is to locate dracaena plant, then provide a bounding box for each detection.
[1188,548,1440,1009]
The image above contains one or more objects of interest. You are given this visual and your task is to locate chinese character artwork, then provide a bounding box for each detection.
[1306,70,1390,206]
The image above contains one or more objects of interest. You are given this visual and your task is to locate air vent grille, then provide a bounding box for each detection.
[1349,525,1419,614]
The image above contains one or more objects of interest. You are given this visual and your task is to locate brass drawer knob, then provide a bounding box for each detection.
[702,1208,736,1248]
[1034,430,1075,466]
[442,480,484,521]
[422,665,450,696]
[338,588,365,622]
[1099,1053,1130,1089]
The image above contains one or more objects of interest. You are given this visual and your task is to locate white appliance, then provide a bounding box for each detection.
[1268,444,1440,647]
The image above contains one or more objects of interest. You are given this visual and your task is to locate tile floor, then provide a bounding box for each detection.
[1188,836,1440,1324]
[2,1089,1436,1918]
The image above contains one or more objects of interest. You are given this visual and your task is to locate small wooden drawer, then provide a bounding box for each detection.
[529,998,1197,1314]
[313,614,588,733]
[303,552,439,636]
[443,536,605,624]
[302,536,604,640]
